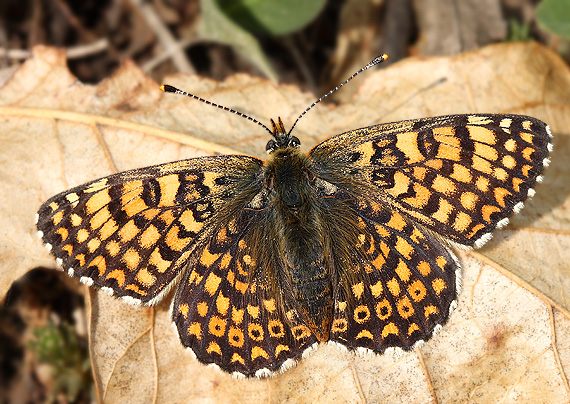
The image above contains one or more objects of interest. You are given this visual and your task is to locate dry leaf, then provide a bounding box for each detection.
[1,43,569,403]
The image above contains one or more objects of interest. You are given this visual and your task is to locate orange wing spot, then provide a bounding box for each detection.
[404,183,432,209]
[179,209,203,234]
[474,142,498,161]
[408,280,427,302]
[106,269,126,287]
[450,164,473,183]
[436,143,461,161]
[123,248,141,271]
[337,301,347,311]
[275,344,290,356]
[156,174,179,207]
[149,248,171,273]
[238,239,247,250]
[204,273,221,296]
[460,192,478,211]
[268,320,285,338]
[475,176,490,192]
[521,164,532,177]
[500,118,512,129]
[243,254,255,267]
[85,178,108,194]
[433,126,455,136]
[436,256,447,268]
[263,299,277,313]
[387,278,401,296]
[70,213,83,227]
[472,155,492,174]
[493,167,508,181]
[119,220,140,243]
[232,308,244,324]
[291,325,311,340]
[432,198,454,224]
[412,166,427,181]
[352,282,365,299]
[178,303,189,318]
[231,353,245,365]
[356,330,374,340]
[49,201,59,211]
[389,171,411,197]
[376,299,392,320]
[248,323,264,341]
[227,270,235,285]
[386,212,407,231]
[494,187,511,207]
[381,322,399,337]
[136,267,156,287]
[56,227,69,241]
[363,263,374,274]
[122,180,143,196]
[396,296,414,319]
[188,322,202,340]
[410,228,424,243]
[90,206,111,231]
[62,244,73,256]
[396,259,411,282]
[209,316,227,337]
[247,305,260,319]
[122,196,148,217]
[229,327,245,347]
[432,278,447,295]
[235,280,248,294]
[76,228,89,243]
[467,124,495,143]
[396,132,424,164]
[395,236,414,260]
[425,159,443,170]
[466,224,485,239]
[87,255,106,277]
[87,237,101,253]
[126,283,148,296]
[331,319,348,333]
[356,142,376,165]
[432,174,456,196]
[159,210,176,226]
[522,147,535,161]
[165,226,192,251]
[251,346,270,360]
[86,189,111,215]
[354,305,371,324]
[408,323,420,335]
[374,224,390,238]
[75,254,85,266]
[512,177,523,192]
[206,342,222,355]
[216,293,230,315]
[502,155,516,169]
[424,305,439,318]
[482,205,501,222]
[236,261,248,277]
[453,211,473,233]
[418,261,431,276]
[52,210,64,225]
[370,280,383,297]
[197,301,208,317]
[219,253,232,270]
[504,138,517,152]
[200,247,221,267]
[520,131,534,143]
[99,218,119,240]
[140,225,161,249]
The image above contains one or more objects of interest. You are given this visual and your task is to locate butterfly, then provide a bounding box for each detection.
[36,55,552,378]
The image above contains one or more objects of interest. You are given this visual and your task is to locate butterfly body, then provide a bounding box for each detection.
[37,111,552,378]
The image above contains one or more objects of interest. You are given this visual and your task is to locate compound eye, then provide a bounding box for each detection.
[289,136,300,147]
[266,139,277,153]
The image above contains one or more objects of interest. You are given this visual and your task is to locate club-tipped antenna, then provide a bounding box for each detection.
[286,54,388,136]
[159,84,275,136]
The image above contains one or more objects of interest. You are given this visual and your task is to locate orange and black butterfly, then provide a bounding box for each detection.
[36,55,552,378]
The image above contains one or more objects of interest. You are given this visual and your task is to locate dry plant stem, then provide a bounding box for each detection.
[142,37,199,73]
[129,0,195,74]
[0,39,109,60]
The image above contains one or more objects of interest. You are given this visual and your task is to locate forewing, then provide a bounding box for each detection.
[172,209,318,378]
[36,155,263,305]
[310,114,552,247]
[328,194,459,352]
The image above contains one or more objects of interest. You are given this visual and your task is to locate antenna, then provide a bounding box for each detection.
[159,54,388,138]
[287,54,388,135]
[159,84,274,136]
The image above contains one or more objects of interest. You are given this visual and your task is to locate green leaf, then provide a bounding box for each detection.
[216,0,327,36]
[537,0,570,38]
[199,0,278,80]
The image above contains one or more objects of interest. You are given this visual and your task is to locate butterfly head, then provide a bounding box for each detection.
[266,117,300,154]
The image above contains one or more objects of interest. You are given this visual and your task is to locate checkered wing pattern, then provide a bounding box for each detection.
[310,114,552,248]
[36,156,264,305]
[172,211,318,377]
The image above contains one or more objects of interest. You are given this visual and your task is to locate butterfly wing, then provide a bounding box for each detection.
[310,114,552,248]
[36,155,264,305]
[172,207,318,377]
